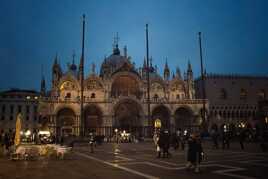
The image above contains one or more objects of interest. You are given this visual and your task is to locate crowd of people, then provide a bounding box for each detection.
[153,129,204,173]
[152,125,268,173]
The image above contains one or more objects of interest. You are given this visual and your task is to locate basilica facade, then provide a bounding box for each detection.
[39,44,207,137]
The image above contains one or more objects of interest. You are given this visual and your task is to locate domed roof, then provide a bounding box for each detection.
[70,63,77,71]
[100,47,131,77]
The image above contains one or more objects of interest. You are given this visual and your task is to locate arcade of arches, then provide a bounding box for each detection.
[54,105,197,137]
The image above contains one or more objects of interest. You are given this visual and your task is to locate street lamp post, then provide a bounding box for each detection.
[145,24,151,137]
[198,32,207,132]
[80,14,86,137]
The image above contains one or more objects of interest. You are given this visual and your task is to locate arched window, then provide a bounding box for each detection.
[91,93,96,98]
[220,88,227,99]
[65,93,71,99]
[240,89,247,100]
[153,94,159,102]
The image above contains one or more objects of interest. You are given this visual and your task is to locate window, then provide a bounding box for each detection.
[1,105,5,113]
[181,94,185,99]
[34,116,37,121]
[65,93,71,98]
[176,94,180,100]
[1,116,4,120]
[26,105,30,113]
[257,90,266,100]
[240,89,247,100]
[10,116,13,120]
[91,93,96,98]
[34,105,38,114]
[220,88,227,99]
[10,105,14,113]
[153,94,159,101]
[18,105,22,113]
[26,116,29,121]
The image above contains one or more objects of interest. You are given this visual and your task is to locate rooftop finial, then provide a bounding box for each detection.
[91,62,96,74]
[123,45,127,57]
[113,32,120,55]
[72,50,76,64]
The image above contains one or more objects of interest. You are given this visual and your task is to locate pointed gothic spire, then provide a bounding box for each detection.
[164,58,170,80]
[154,65,158,73]
[150,56,153,68]
[91,62,96,74]
[70,51,77,71]
[187,60,192,72]
[123,45,127,57]
[164,58,168,69]
[143,57,146,68]
[172,71,175,79]
[72,50,75,64]
[176,66,182,79]
[53,53,58,66]
[40,65,46,96]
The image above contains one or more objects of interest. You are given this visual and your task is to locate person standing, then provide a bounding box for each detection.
[186,134,196,170]
[194,135,203,173]
[153,132,160,158]
[89,132,95,153]
[162,130,170,158]
[157,131,164,158]
[186,134,203,173]
[4,133,10,154]
[239,129,246,150]
[211,128,219,149]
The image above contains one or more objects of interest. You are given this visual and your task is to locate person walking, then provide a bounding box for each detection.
[222,127,230,150]
[153,132,160,158]
[238,129,246,150]
[194,135,203,173]
[162,130,170,158]
[211,128,219,149]
[157,131,164,158]
[89,132,95,153]
[186,134,204,173]
[186,134,196,170]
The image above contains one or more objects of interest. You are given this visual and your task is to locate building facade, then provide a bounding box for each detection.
[0,89,40,132]
[39,44,207,137]
[195,74,268,129]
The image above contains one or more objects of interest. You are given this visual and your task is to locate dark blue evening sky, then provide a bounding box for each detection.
[0,0,267,91]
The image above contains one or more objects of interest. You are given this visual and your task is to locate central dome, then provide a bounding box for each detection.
[100,46,131,77]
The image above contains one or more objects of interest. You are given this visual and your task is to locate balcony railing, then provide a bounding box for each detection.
[40,96,208,105]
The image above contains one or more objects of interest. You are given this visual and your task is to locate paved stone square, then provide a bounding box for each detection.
[0,141,268,179]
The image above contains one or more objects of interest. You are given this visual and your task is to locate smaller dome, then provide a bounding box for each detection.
[70,63,77,71]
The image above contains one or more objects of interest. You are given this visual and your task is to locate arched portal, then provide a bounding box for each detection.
[114,99,143,136]
[56,108,76,137]
[174,107,193,130]
[84,105,103,135]
[111,75,141,98]
[152,105,171,130]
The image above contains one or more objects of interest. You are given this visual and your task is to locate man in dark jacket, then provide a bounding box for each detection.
[162,130,170,158]
[186,134,203,173]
